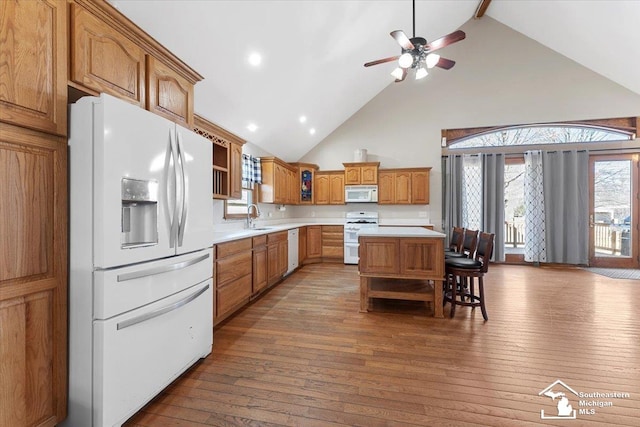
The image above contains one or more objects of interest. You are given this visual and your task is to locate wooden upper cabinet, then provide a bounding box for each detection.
[315,171,344,205]
[194,114,245,200]
[147,56,194,128]
[343,162,379,185]
[394,171,412,204]
[411,170,430,204]
[329,173,345,204]
[289,163,319,204]
[69,0,202,126]
[378,168,431,205]
[0,0,67,136]
[259,157,297,204]
[315,173,330,205]
[229,142,243,199]
[70,2,146,107]
[378,171,395,204]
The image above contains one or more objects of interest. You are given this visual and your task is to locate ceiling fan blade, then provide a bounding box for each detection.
[435,57,456,70]
[364,55,400,67]
[474,0,492,18]
[425,30,466,53]
[394,68,408,82]
[390,30,414,50]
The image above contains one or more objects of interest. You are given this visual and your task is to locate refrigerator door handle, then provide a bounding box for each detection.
[168,131,180,248]
[116,252,210,282]
[116,284,209,330]
[177,132,188,247]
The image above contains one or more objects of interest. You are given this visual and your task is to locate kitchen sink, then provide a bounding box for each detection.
[251,227,273,231]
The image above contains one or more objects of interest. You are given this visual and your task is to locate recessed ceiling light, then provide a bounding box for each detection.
[247,123,258,132]
[309,128,316,135]
[299,116,307,123]
[248,52,262,67]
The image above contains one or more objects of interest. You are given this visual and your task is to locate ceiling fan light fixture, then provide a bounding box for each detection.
[425,53,440,69]
[390,67,405,80]
[398,52,413,68]
[415,66,428,80]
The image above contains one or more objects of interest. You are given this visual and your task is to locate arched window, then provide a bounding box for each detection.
[442,117,637,150]
[449,124,633,149]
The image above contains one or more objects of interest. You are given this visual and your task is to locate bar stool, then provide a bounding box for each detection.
[444,232,494,321]
[445,229,478,259]
[444,226,465,255]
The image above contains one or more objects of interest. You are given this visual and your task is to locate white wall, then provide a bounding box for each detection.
[298,17,640,229]
[212,141,294,231]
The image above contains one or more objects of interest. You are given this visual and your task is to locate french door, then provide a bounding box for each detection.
[589,154,639,268]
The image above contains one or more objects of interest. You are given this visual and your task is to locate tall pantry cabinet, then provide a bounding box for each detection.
[0,1,69,426]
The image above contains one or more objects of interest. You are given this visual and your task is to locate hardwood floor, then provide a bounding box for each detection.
[125,263,640,426]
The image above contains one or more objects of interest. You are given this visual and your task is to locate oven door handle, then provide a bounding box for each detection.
[117,284,209,330]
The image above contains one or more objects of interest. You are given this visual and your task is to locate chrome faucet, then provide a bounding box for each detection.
[247,203,261,229]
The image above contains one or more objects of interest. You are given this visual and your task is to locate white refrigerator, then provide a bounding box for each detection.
[65,94,214,427]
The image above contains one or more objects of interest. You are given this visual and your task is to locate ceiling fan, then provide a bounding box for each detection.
[364,0,466,82]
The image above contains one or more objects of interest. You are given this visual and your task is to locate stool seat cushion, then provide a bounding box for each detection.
[445,258,482,269]
[445,252,465,259]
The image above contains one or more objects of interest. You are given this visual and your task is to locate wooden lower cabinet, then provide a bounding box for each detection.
[214,239,252,325]
[252,236,268,294]
[305,226,322,262]
[321,225,344,261]
[0,124,68,426]
[298,227,307,264]
[267,231,288,285]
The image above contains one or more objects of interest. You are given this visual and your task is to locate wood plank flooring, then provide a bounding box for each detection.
[124,263,640,426]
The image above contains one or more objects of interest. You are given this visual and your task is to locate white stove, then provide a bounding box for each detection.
[344,211,379,264]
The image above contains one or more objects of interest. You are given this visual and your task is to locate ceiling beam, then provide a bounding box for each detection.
[474,0,492,19]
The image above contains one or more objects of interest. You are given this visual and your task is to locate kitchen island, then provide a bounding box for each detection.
[358,227,446,318]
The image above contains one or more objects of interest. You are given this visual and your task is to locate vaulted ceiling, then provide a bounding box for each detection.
[111,0,640,161]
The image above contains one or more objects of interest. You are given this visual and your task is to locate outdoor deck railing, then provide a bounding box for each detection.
[503,221,629,255]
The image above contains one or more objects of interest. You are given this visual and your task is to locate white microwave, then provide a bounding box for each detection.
[345,185,378,203]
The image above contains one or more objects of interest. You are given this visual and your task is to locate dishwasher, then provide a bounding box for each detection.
[287,228,299,275]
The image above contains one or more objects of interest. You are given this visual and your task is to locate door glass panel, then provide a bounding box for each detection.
[592,160,632,259]
[504,162,525,255]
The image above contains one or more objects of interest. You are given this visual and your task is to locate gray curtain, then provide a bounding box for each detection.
[542,150,589,264]
[482,154,505,262]
[442,155,463,245]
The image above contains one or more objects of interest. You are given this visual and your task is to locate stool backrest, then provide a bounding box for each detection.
[461,229,479,258]
[476,232,495,273]
[449,227,465,252]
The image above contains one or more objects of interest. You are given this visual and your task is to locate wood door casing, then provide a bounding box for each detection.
[0,124,68,426]
[0,0,67,136]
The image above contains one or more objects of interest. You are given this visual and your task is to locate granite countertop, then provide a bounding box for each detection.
[357,226,445,238]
